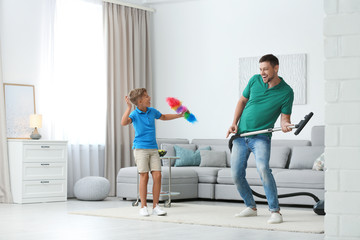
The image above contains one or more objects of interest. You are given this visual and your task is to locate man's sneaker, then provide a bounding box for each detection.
[152,204,167,216]
[235,207,257,217]
[267,212,283,224]
[139,206,150,217]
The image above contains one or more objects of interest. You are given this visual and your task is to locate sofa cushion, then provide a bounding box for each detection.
[192,139,231,167]
[216,168,286,186]
[160,144,196,166]
[191,139,229,146]
[174,145,211,167]
[209,145,231,167]
[289,146,324,169]
[275,170,324,189]
[157,138,189,149]
[311,126,325,146]
[117,166,198,185]
[247,146,291,169]
[185,167,222,183]
[199,150,227,167]
[271,139,311,147]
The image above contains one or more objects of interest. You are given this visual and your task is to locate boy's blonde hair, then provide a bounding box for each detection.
[128,88,147,105]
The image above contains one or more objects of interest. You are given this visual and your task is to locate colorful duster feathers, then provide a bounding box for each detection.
[166,97,197,123]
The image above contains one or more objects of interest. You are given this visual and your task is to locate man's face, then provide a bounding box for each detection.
[259,61,279,84]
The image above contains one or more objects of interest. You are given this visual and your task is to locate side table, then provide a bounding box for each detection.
[132,156,180,208]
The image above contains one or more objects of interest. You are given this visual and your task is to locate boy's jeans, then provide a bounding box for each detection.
[231,135,280,212]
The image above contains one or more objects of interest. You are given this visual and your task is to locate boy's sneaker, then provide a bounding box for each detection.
[139,206,150,217]
[235,207,257,217]
[152,204,167,216]
[267,212,283,224]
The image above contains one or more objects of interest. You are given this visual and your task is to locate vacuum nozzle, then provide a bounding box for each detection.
[294,112,314,135]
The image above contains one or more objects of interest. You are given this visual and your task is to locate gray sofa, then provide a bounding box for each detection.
[117,126,325,206]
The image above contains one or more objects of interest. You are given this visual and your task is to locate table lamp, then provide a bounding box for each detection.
[30,114,42,140]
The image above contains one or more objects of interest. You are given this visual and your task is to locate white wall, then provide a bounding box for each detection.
[149,0,325,141]
[0,0,44,87]
[324,0,360,239]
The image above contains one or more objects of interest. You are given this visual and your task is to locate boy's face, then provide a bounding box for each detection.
[138,92,151,108]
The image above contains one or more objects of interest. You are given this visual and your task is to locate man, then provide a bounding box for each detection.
[226,54,294,224]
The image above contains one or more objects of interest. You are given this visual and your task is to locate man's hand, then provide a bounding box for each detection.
[281,122,293,133]
[226,124,238,138]
[281,114,293,133]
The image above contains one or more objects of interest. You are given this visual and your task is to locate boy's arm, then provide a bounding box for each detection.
[121,96,133,126]
[159,113,183,121]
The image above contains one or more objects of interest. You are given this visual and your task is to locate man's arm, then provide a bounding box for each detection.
[159,113,183,121]
[121,96,132,126]
[226,96,248,138]
[280,113,292,133]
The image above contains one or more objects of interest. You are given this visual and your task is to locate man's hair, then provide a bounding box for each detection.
[128,88,147,105]
[259,54,279,68]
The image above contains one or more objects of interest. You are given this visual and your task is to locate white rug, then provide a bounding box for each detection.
[70,203,324,234]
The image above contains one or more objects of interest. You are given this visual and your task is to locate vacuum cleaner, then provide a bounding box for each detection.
[228,112,325,215]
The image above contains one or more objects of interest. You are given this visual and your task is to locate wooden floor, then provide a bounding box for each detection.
[0,198,324,240]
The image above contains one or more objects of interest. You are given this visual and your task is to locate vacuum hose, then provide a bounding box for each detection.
[228,112,325,215]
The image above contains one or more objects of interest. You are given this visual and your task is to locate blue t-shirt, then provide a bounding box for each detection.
[129,107,162,149]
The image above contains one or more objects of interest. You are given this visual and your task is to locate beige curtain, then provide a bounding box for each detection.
[103,2,152,196]
[0,41,13,203]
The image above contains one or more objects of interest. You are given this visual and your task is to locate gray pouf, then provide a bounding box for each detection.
[74,176,110,201]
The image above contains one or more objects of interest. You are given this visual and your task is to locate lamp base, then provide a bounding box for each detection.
[30,133,41,140]
[30,128,41,140]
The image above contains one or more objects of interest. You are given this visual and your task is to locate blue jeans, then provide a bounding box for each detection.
[231,135,280,212]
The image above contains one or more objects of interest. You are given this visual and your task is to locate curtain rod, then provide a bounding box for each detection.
[103,0,155,12]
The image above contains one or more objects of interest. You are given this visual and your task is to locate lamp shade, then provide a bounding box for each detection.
[30,114,42,128]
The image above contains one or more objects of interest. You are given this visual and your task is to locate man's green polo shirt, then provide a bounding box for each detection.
[238,74,294,137]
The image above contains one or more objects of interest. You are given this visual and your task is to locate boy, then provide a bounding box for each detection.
[121,88,183,216]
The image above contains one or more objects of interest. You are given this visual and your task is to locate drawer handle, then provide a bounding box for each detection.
[41,146,50,148]
[41,163,50,166]
[41,181,50,184]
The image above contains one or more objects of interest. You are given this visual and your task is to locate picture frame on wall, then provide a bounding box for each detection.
[239,54,307,105]
[3,83,36,139]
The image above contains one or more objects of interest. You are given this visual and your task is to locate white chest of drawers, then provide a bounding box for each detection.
[7,140,68,204]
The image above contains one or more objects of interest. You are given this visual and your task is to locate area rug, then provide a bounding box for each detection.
[70,203,324,234]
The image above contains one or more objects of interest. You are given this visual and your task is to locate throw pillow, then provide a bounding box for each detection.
[174,145,210,167]
[312,153,325,171]
[247,146,291,168]
[289,146,325,169]
[161,144,197,166]
[199,150,227,167]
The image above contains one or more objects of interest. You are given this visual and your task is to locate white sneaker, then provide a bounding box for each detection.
[152,204,167,216]
[267,212,283,224]
[139,206,150,217]
[235,207,257,217]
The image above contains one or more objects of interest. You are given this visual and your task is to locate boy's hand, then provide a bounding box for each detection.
[125,96,132,108]
[180,110,189,117]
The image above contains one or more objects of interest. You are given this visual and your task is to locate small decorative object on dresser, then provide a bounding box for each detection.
[29,114,42,140]
[7,140,68,204]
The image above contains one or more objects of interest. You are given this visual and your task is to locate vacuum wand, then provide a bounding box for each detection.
[229,112,314,151]
[238,112,314,137]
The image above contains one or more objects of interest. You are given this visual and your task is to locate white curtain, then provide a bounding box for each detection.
[0,40,13,203]
[103,2,152,196]
[39,0,106,197]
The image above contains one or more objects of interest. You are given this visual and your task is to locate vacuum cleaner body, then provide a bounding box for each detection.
[228,112,325,215]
